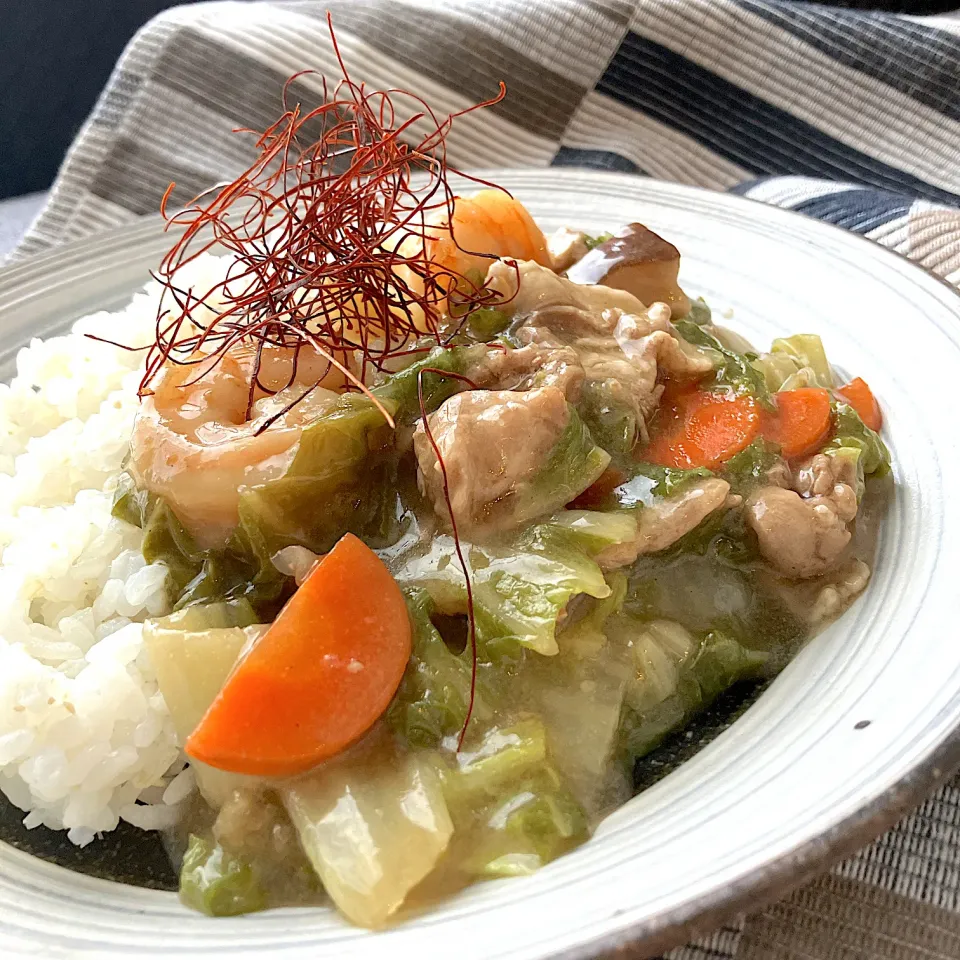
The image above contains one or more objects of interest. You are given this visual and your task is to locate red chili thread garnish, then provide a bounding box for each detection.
[416,366,479,750]
[99,12,516,428]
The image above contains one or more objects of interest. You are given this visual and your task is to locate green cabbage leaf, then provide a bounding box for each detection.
[389,510,635,659]
[828,402,890,476]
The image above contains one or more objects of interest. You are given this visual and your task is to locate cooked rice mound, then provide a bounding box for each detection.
[0,258,227,845]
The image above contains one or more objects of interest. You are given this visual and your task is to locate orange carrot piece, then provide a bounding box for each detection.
[186,533,412,777]
[643,389,761,469]
[836,377,882,432]
[762,387,832,459]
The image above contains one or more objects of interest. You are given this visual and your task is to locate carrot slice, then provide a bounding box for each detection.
[836,377,882,432]
[762,387,832,459]
[185,533,412,777]
[643,389,761,469]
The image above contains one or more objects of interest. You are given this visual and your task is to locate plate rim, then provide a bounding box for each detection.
[567,723,960,959]
[5,171,960,310]
[2,170,960,960]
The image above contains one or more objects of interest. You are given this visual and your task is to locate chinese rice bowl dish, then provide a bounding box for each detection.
[0,44,891,930]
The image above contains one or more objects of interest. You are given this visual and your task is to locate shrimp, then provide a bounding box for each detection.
[425,189,552,280]
[128,343,347,548]
[394,189,552,327]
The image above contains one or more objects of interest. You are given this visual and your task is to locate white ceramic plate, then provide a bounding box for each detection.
[2,170,960,959]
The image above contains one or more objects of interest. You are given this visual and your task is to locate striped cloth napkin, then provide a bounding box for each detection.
[13,2,960,957]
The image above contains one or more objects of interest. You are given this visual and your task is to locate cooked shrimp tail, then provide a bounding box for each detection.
[395,189,552,327]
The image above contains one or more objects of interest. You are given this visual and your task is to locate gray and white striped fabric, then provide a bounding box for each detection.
[12,1,960,957]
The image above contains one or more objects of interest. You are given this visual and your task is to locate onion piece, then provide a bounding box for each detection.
[271,546,321,585]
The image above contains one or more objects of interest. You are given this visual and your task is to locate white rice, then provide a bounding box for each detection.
[0,256,231,846]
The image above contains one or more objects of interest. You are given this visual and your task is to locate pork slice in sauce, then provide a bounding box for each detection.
[465,342,585,399]
[794,453,859,508]
[574,309,714,430]
[597,478,735,570]
[487,259,648,338]
[809,558,871,625]
[413,386,573,537]
[745,453,860,579]
[485,260,712,432]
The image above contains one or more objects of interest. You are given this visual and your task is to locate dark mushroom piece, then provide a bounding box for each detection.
[565,223,691,318]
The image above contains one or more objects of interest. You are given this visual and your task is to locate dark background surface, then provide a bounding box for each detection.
[1,1,187,199]
[1,0,958,200]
